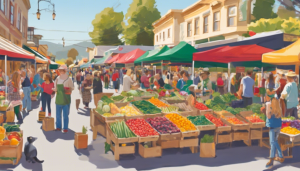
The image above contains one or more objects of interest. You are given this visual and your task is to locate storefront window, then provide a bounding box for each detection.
[239,0,248,21]
[27,27,34,41]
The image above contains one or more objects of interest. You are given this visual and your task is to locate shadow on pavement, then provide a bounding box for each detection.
[0,155,43,171]
[77,108,90,116]
[73,137,119,169]
[31,99,41,110]
[41,126,75,143]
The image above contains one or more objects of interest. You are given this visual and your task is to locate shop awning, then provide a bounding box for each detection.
[106,53,125,64]
[80,62,93,69]
[134,45,170,64]
[78,58,88,66]
[0,36,35,61]
[262,39,300,65]
[154,41,198,63]
[49,60,60,69]
[116,49,146,64]
[23,45,49,64]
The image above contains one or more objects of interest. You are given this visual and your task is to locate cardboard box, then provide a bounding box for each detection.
[42,117,55,131]
[74,133,88,149]
[200,143,216,158]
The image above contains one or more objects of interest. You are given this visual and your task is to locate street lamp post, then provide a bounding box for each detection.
[37,0,56,20]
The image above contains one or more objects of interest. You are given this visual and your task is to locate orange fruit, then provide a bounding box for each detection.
[10,138,19,146]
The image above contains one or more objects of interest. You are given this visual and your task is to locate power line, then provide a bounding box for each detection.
[34,28,89,33]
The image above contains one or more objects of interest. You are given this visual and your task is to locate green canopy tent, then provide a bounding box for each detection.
[134,45,170,65]
[150,41,197,63]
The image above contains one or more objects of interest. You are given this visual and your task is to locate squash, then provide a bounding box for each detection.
[110,103,120,115]
[102,105,110,113]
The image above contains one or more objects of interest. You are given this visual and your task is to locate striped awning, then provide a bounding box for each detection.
[23,45,49,64]
[0,36,35,61]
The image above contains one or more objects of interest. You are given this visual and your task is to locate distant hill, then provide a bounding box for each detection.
[39,41,95,61]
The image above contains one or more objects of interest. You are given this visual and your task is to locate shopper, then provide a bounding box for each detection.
[193,71,201,86]
[76,70,82,89]
[104,70,110,89]
[276,72,287,99]
[223,73,228,94]
[39,73,54,116]
[239,70,255,107]
[172,76,179,90]
[53,65,74,133]
[7,71,22,122]
[281,71,298,119]
[112,69,119,93]
[32,68,45,99]
[123,69,135,92]
[265,98,284,169]
[141,70,150,89]
[217,72,224,95]
[81,74,93,109]
[155,74,165,88]
[21,70,32,112]
[93,71,103,106]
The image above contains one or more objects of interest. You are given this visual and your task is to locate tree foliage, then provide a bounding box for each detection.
[248,17,300,35]
[123,0,161,45]
[67,48,79,60]
[277,6,298,19]
[89,7,124,46]
[252,0,277,22]
[65,57,74,66]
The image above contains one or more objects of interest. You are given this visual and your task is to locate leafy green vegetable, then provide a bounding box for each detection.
[111,95,124,101]
[254,113,266,121]
[234,108,249,114]
[201,134,214,143]
[225,106,238,115]
[127,90,139,96]
[101,96,114,104]
[105,142,111,154]
[110,121,136,138]
[212,92,220,97]
[247,103,262,114]
[131,100,161,114]
[3,124,20,132]
[187,115,213,126]
[164,84,173,90]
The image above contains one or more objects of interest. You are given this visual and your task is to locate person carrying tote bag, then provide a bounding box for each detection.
[52,65,74,133]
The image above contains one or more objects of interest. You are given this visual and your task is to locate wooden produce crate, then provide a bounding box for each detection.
[187,110,216,131]
[215,125,233,144]
[220,113,250,142]
[0,130,23,165]
[106,120,138,160]
[157,132,181,149]
[94,93,114,108]
[94,110,125,122]
[121,104,145,120]
[92,109,108,139]
[179,129,200,151]
[165,101,196,116]
[138,135,161,158]
[237,111,265,147]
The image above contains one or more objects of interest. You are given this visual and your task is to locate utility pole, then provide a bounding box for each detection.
[62,37,65,47]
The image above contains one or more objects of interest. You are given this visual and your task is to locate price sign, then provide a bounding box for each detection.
[236,67,245,73]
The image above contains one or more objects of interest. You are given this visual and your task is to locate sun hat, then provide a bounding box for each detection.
[200,68,210,75]
[58,64,68,70]
[286,71,297,77]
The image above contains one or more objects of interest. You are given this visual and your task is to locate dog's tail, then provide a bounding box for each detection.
[33,156,44,163]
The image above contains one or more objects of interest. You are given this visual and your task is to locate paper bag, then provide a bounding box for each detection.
[38,111,45,122]
[6,109,15,123]
[42,117,55,131]
[200,143,216,158]
[76,99,80,110]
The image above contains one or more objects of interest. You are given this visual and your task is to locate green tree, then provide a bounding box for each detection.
[123,0,161,45]
[65,57,74,66]
[252,0,277,22]
[89,8,124,46]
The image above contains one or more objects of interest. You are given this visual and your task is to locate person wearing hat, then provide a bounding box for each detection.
[52,64,74,133]
[216,72,224,95]
[281,71,298,119]
[199,68,213,100]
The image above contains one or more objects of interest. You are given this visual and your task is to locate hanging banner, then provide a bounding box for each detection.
[236,66,245,73]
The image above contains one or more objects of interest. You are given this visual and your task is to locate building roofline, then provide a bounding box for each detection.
[22,0,31,10]
[152,9,182,26]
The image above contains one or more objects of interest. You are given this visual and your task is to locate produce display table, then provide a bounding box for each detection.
[138,135,161,158]
[237,111,265,147]
[0,130,23,165]
[91,109,107,139]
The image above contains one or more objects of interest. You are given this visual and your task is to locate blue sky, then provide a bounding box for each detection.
[28,0,201,45]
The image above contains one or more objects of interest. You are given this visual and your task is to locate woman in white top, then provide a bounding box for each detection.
[123,69,135,92]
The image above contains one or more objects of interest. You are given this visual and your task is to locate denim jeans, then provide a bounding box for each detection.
[41,92,51,114]
[22,87,31,111]
[269,127,283,158]
[56,104,70,130]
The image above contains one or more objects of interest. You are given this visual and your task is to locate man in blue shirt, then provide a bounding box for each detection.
[239,70,255,107]
[281,71,299,119]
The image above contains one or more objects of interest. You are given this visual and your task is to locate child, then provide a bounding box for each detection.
[39,73,54,116]
[265,98,284,168]
[172,76,178,89]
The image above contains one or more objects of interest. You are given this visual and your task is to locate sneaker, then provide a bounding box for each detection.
[266,158,274,169]
[275,157,285,163]
[48,113,51,117]
[63,129,68,133]
[55,128,61,131]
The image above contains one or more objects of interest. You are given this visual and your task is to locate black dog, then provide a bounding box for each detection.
[24,136,44,163]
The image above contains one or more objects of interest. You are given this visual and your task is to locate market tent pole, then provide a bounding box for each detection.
[141,62,143,74]
[228,63,231,93]
[296,64,299,75]
[5,55,7,101]
[261,67,264,87]
[192,60,195,81]
[161,60,163,75]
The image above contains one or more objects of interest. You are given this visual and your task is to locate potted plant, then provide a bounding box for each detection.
[74,126,88,149]
[200,134,215,158]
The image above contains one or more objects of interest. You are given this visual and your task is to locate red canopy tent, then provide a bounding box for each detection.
[193,45,273,63]
[115,49,146,64]
[106,53,125,64]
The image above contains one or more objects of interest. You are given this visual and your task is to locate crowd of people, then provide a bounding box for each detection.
[2,64,300,169]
